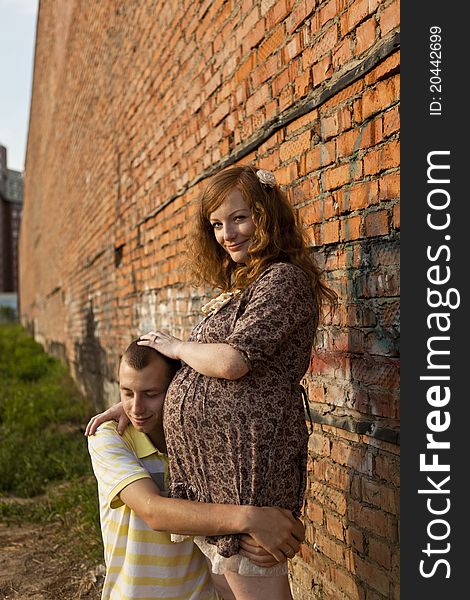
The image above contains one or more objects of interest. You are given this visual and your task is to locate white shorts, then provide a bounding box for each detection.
[194,535,288,577]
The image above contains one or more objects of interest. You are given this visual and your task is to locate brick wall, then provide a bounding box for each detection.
[20,0,400,597]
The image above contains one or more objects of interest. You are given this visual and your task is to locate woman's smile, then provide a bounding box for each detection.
[226,240,248,251]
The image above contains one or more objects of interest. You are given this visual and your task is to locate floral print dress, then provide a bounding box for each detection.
[163,262,316,568]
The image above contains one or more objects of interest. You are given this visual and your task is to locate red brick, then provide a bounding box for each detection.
[341,214,361,241]
[294,69,312,98]
[362,78,399,120]
[380,0,399,36]
[287,111,318,135]
[308,431,331,457]
[365,53,400,86]
[332,37,353,69]
[383,105,399,137]
[379,171,399,201]
[358,117,384,150]
[392,203,400,228]
[321,114,339,140]
[323,194,337,219]
[316,531,345,563]
[286,0,314,33]
[322,164,351,190]
[313,483,347,515]
[346,525,364,553]
[302,45,316,69]
[317,0,338,30]
[362,480,399,514]
[279,85,295,110]
[330,440,369,473]
[309,24,339,63]
[235,54,256,83]
[326,513,344,540]
[313,54,333,85]
[305,500,324,524]
[321,219,340,244]
[317,140,336,169]
[348,500,398,541]
[341,0,374,36]
[325,462,351,491]
[352,554,390,596]
[245,83,271,115]
[257,25,285,61]
[266,0,290,28]
[355,17,377,55]
[368,537,392,569]
[334,568,362,599]
[273,161,299,184]
[271,67,290,96]
[346,180,380,212]
[364,209,389,237]
[308,382,325,402]
[363,139,399,175]
[282,32,303,63]
[336,129,358,158]
[236,5,260,47]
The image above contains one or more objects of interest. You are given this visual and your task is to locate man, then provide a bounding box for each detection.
[87,341,304,600]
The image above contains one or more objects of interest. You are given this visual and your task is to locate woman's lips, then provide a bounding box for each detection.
[226,241,246,251]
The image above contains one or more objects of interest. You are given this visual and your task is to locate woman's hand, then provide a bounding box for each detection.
[84,402,129,436]
[138,331,183,360]
[239,535,283,568]
[245,507,305,563]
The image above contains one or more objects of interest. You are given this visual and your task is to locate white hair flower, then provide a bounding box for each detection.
[256,169,276,188]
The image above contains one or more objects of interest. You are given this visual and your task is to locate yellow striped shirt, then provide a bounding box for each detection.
[88,422,216,600]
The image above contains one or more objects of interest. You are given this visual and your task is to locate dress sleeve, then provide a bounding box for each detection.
[87,422,152,509]
[225,263,315,368]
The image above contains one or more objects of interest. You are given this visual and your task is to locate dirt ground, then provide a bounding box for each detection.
[0,521,104,600]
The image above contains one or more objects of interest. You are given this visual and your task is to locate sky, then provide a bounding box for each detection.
[0,0,39,172]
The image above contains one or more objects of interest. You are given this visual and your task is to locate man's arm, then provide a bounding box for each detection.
[120,478,304,563]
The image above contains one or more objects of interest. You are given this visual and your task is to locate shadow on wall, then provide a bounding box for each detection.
[74,304,108,412]
[340,237,400,598]
[299,236,400,599]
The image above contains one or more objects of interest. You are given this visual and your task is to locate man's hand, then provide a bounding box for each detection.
[84,402,129,436]
[245,507,305,563]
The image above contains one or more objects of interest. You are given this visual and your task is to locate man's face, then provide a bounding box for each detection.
[119,358,170,435]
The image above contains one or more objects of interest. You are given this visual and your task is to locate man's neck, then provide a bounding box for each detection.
[147,424,167,454]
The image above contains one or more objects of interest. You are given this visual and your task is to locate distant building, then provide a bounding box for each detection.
[0,145,23,299]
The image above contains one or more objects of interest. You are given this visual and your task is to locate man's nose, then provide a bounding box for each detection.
[132,393,146,414]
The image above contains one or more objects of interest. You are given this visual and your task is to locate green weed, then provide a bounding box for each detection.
[0,323,103,566]
[0,324,92,495]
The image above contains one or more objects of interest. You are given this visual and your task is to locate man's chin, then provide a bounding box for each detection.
[131,418,153,431]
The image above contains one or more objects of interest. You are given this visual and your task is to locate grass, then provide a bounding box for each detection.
[0,322,103,564]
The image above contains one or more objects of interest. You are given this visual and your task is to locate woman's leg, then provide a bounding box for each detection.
[223,573,293,600]
[209,573,237,600]
[205,558,236,600]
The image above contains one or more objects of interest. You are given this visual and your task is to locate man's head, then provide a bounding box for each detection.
[119,340,179,435]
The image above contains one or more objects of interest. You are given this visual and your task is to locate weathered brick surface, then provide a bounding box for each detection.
[20,1,400,597]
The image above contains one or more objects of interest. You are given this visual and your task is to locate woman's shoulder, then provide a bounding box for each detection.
[259,261,310,284]
[246,262,313,299]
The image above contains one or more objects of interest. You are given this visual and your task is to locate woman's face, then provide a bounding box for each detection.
[209,188,256,264]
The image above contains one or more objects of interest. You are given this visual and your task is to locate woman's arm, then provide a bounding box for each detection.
[138,330,249,380]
